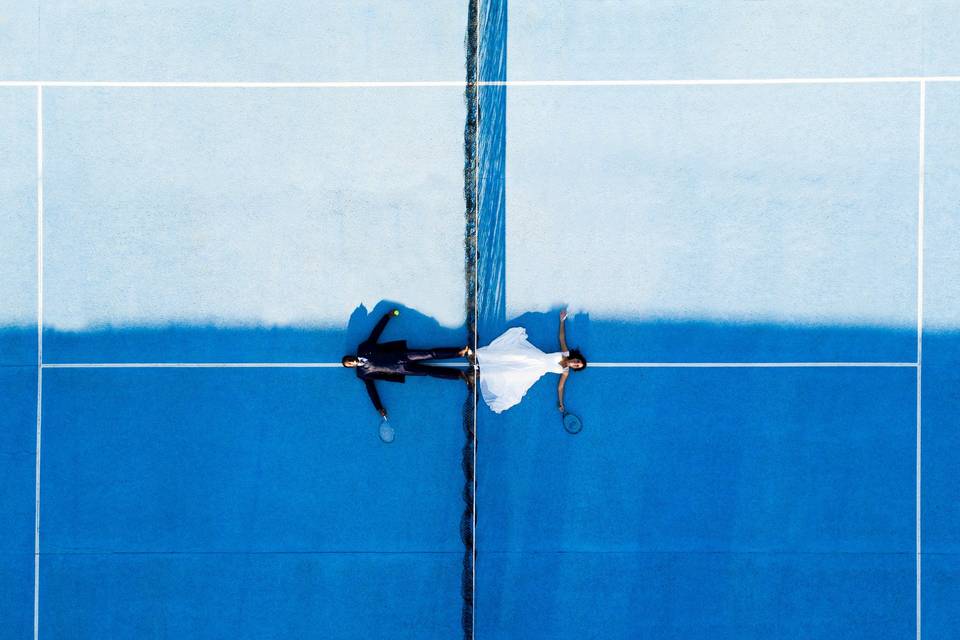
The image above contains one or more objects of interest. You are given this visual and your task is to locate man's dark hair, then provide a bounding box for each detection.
[567,348,588,371]
[342,355,358,367]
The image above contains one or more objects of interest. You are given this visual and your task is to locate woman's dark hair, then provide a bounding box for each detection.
[567,348,588,371]
[341,355,358,367]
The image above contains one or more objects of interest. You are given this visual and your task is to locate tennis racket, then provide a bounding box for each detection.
[378,417,395,443]
[562,411,583,435]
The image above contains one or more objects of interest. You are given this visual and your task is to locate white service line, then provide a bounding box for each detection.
[33,86,43,640]
[916,79,926,640]
[588,362,917,368]
[0,76,960,89]
[43,362,345,368]
[41,361,916,369]
[41,362,471,368]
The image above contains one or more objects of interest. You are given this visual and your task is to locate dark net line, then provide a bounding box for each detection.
[461,0,479,638]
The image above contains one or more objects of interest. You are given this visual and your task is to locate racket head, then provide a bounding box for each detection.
[378,419,396,443]
[562,412,583,434]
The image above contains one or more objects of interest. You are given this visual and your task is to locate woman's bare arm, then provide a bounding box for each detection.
[558,309,569,352]
[557,370,569,412]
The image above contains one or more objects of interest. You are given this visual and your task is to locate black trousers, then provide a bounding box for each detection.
[405,347,462,362]
[404,347,464,380]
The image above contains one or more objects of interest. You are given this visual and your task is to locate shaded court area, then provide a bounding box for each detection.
[477,367,916,639]
[38,368,465,638]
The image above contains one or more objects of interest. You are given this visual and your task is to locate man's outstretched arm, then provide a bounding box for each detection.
[366,309,398,344]
[365,380,388,418]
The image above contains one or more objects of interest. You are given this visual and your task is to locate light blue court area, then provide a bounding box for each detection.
[36,1,465,82]
[507,1,960,80]
[477,367,917,638]
[39,367,467,637]
[7,1,960,82]
[502,83,919,362]
[924,83,960,336]
[42,87,465,362]
[0,2,38,79]
[0,88,36,366]
[923,0,960,76]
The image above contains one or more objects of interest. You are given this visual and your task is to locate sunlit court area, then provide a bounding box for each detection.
[1,2,959,639]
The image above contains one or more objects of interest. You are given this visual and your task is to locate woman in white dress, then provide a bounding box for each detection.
[476,310,587,414]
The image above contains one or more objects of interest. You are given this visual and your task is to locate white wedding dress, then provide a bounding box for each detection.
[476,327,567,413]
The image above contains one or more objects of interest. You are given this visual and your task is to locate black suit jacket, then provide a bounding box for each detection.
[354,312,410,415]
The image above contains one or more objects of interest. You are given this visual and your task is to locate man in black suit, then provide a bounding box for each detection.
[342,309,471,418]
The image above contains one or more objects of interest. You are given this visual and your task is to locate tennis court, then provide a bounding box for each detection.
[1,2,959,638]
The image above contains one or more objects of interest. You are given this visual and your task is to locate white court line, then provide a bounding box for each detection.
[589,362,917,368]
[1,76,960,88]
[41,362,469,369]
[11,65,935,640]
[493,76,960,87]
[916,79,926,640]
[0,80,469,88]
[43,362,345,368]
[41,361,916,369]
[33,86,43,640]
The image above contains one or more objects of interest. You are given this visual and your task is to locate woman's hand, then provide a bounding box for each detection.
[558,403,565,413]
[559,309,568,322]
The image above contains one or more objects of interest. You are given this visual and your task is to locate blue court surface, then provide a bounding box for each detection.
[1,2,959,639]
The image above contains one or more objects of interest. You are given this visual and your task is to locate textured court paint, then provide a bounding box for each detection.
[921,351,960,550]
[40,552,462,639]
[505,84,919,336]
[35,322,919,366]
[42,88,465,334]
[42,302,465,364]
[477,551,914,640]
[41,368,468,553]
[0,554,33,638]
[0,4,956,639]
[923,84,960,332]
[921,82,960,634]
[476,367,916,637]
[507,1,923,81]
[0,88,36,365]
[478,368,915,553]
[0,2,37,79]
[923,1,960,76]
[0,368,36,638]
[494,314,917,364]
[38,1,464,82]
[922,555,960,636]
